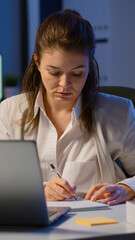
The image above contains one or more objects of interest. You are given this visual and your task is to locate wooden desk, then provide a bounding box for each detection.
[0,203,135,240]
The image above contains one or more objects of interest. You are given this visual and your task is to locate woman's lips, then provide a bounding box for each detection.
[56,92,72,96]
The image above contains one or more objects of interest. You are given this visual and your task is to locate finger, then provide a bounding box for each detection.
[52,178,76,199]
[45,177,76,201]
[103,185,132,205]
[70,184,76,193]
[85,183,108,200]
[45,183,69,201]
[44,178,64,201]
[100,191,120,204]
[103,192,111,198]
[57,178,76,195]
[45,183,58,201]
[54,185,74,200]
[47,177,73,193]
[106,194,126,206]
[90,185,118,201]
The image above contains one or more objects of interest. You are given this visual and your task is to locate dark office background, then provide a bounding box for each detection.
[0,0,135,99]
[0,0,62,83]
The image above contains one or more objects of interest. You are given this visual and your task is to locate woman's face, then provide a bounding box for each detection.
[37,48,89,108]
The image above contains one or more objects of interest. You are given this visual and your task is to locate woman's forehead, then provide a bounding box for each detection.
[39,49,89,70]
[41,48,90,59]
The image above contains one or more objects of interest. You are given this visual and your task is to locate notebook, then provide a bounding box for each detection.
[0,140,70,226]
[47,198,109,211]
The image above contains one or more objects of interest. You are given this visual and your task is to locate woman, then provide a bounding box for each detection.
[0,9,135,205]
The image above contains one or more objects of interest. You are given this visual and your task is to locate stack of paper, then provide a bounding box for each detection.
[126,200,135,225]
[47,199,109,212]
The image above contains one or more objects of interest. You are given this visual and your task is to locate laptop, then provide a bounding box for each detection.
[0,140,70,225]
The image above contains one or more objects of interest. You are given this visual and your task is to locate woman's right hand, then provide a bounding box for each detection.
[85,183,135,205]
[44,177,76,201]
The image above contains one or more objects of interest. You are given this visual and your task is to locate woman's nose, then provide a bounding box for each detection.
[59,75,71,88]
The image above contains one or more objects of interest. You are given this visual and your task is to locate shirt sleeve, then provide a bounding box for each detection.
[119,100,135,176]
[119,176,135,192]
[0,101,11,139]
[43,181,47,187]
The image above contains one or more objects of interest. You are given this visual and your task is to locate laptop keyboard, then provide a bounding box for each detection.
[48,210,57,217]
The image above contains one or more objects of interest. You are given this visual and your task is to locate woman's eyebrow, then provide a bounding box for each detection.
[46,65,61,69]
[46,64,86,70]
[72,65,86,70]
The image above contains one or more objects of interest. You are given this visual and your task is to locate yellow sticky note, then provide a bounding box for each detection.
[76,217,118,226]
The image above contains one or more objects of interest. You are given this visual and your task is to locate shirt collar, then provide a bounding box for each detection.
[71,95,82,124]
[34,90,82,122]
[34,89,46,118]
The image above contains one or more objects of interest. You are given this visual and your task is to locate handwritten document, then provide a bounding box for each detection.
[47,198,109,212]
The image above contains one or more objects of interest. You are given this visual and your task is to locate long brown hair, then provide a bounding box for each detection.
[21,9,99,133]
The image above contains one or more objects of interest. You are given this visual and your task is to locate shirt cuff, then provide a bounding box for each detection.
[118,176,135,192]
[43,181,47,187]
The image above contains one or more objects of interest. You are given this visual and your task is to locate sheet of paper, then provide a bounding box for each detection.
[47,199,109,211]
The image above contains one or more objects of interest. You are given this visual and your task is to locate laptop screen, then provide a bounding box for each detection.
[0,140,70,225]
[0,54,3,102]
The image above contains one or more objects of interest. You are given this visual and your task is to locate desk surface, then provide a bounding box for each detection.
[0,203,135,240]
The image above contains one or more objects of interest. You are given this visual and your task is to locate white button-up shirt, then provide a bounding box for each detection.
[0,91,135,195]
[34,91,100,196]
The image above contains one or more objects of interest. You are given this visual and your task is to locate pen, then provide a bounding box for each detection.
[50,164,78,200]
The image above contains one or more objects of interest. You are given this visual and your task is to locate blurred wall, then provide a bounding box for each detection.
[63,0,135,88]
[27,0,40,63]
[0,0,135,88]
[0,0,21,78]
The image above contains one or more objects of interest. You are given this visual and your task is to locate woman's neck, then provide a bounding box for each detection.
[43,92,77,115]
[43,92,77,139]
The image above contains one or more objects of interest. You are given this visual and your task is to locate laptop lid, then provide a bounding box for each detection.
[0,140,70,225]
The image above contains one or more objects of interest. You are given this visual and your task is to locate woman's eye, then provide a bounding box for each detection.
[49,72,60,76]
[73,72,82,77]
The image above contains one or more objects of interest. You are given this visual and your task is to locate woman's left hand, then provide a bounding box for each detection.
[85,183,135,205]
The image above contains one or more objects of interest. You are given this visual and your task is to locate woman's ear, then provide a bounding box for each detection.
[33,54,39,69]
